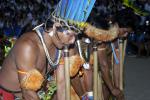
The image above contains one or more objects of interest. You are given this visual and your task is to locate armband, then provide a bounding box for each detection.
[69,55,84,77]
[59,55,84,77]
[19,69,44,91]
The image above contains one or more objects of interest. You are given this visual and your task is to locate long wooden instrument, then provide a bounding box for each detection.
[64,46,71,100]
[93,44,98,100]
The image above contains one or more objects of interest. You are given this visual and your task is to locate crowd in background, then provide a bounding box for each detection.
[0,0,58,65]
[0,0,150,36]
[0,0,150,65]
[0,0,58,37]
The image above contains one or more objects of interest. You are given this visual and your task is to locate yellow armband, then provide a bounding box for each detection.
[18,69,44,91]
[69,55,84,77]
[59,55,84,77]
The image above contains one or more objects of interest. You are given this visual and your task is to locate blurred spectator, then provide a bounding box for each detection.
[0,0,55,37]
[144,0,150,12]
[0,0,150,58]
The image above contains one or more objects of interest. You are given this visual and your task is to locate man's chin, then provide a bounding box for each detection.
[54,43,64,49]
[54,42,73,49]
[55,45,63,49]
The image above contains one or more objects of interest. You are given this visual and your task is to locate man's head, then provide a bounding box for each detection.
[44,0,96,48]
[50,22,76,49]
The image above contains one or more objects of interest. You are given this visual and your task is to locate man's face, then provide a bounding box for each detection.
[52,29,76,49]
[58,30,76,44]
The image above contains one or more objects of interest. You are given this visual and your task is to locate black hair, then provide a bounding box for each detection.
[114,7,141,29]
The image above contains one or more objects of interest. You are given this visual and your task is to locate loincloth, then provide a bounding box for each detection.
[0,86,15,100]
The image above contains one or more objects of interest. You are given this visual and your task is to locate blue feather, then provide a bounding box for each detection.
[111,43,119,64]
[74,0,85,21]
[78,0,89,22]
[55,0,95,23]
[83,0,96,21]
[68,0,80,20]
[60,0,68,18]
[64,0,73,19]
[56,1,62,16]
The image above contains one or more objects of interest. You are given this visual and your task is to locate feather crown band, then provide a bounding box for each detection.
[50,0,96,32]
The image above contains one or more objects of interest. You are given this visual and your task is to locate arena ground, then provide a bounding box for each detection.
[125,56,150,100]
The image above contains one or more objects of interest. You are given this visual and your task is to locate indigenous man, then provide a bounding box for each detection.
[0,21,76,100]
[0,1,122,100]
[50,1,122,99]
[84,22,130,100]
[0,0,96,99]
[89,5,134,99]
[97,27,131,100]
[69,23,121,100]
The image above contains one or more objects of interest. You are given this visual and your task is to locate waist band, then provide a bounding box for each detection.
[0,85,21,93]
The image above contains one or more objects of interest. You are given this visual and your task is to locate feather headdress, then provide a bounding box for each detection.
[51,0,119,42]
[51,0,96,32]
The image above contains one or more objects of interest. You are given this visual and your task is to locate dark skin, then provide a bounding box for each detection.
[69,27,131,100]
[98,43,124,100]
[0,23,76,100]
[56,45,82,100]
[71,65,93,98]
[112,27,132,99]
[97,28,132,100]
[52,34,96,100]
[70,38,93,99]
[69,47,85,97]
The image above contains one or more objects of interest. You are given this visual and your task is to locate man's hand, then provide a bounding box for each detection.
[22,89,40,100]
[111,88,124,100]
[118,27,132,38]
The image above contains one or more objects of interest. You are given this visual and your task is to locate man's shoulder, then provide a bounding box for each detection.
[13,32,39,53]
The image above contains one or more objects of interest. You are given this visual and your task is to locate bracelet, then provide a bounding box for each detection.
[81,91,93,99]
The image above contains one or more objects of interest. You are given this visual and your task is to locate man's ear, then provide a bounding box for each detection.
[53,22,62,27]
[48,23,61,37]
[53,23,62,33]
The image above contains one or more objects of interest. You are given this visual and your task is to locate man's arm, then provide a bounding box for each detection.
[98,44,124,99]
[22,90,40,100]
[98,45,114,91]
[14,41,41,100]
